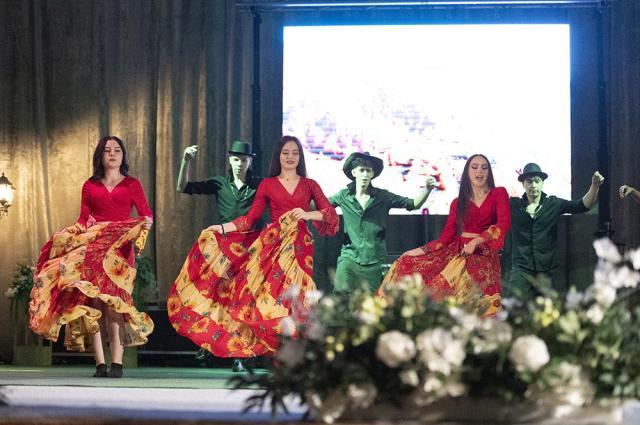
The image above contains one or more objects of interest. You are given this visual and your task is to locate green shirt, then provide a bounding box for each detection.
[184,172,262,223]
[330,183,415,266]
[509,192,588,272]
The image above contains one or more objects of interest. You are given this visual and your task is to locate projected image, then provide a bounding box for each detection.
[282,24,571,214]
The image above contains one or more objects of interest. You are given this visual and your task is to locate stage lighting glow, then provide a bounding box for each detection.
[283,24,571,215]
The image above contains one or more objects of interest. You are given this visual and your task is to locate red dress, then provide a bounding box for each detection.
[167,177,338,357]
[380,187,511,316]
[30,177,154,351]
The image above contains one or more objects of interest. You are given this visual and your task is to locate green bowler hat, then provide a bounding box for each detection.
[228,140,255,157]
[343,152,384,180]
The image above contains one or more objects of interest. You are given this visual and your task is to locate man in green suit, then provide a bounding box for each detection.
[330,152,437,292]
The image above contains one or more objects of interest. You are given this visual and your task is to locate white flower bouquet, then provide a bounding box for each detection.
[232,239,640,423]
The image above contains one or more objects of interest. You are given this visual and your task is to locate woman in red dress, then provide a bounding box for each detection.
[167,135,338,358]
[30,136,154,378]
[379,154,510,316]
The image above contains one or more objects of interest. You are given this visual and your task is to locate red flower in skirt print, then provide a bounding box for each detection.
[167,296,182,316]
[262,227,279,245]
[304,255,314,271]
[229,242,246,257]
[303,233,313,246]
[190,318,210,334]
[238,305,255,321]
[227,336,252,356]
[110,260,128,278]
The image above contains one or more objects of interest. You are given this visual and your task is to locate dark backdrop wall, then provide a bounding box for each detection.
[0,0,638,362]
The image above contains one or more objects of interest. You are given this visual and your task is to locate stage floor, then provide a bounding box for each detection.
[2,366,640,424]
[0,365,305,424]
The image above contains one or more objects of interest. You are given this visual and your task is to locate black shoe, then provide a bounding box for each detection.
[195,347,212,360]
[93,363,107,378]
[232,359,246,372]
[108,363,123,378]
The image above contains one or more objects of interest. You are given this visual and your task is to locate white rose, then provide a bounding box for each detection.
[444,376,467,397]
[626,247,640,270]
[565,287,585,310]
[553,362,595,407]
[399,369,420,387]
[473,320,512,354]
[611,266,640,289]
[4,287,17,298]
[320,297,335,309]
[593,238,622,263]
[283,284,301,300]
[357,311,379,325]
[585,304,605,324]
[305,321,325,341]
[416,328,466,376]
[347,382,377,409]
[422,374,443,394]
[508,335,550,373]
[449,306,481,337]
[531,362,595,410]
[593,261,615,287]
[307,390,347,424]
[276,340,306,368]
[279,316,297,336]
[375,331,416,368]
[305,290,323,306]
[588,284,617,307]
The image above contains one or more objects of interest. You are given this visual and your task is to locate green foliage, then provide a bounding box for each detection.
[5,263,35,311]
[231,239,640,423]
[133,255,156,306]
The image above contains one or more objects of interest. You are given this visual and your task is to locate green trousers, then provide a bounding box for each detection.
[333,256,384,293]
[505,267,553,299]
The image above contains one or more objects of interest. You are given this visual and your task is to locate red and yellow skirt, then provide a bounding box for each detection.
[379,237,502,316]
[167,212,316,357]
[29,217,154,351]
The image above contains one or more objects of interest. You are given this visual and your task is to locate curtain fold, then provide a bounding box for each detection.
[0,0,253,360]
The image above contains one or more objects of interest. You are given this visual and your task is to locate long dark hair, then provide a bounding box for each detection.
[456,154,495,233]
[91,136,129,180]
[268,135,307,178]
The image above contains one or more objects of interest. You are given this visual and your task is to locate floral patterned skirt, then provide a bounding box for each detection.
[379,236,502,316]
[167,212,316,358]
[29,217,154,351]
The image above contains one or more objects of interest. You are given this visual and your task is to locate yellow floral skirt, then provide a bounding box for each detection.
[167,212,317,357]
[29,217,154,351]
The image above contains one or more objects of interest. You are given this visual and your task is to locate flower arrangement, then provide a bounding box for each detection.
[133,254,157,306]
[232,239,640,423]
[4,263,35,309]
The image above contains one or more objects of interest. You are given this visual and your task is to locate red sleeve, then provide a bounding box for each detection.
[76,180,92,227]
[130,178,153,219]
[308,179,338,236]
[232,179,269,232]
[423,198,457,252]
[480,187,511,250]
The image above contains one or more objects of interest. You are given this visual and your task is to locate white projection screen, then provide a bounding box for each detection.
[282,24,571,215]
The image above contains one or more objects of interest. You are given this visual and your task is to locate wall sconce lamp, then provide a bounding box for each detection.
[0,172,15,219]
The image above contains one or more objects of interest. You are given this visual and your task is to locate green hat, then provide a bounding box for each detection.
[518,163,548,182]
[228,140,255,157]
[343,152,384,180]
